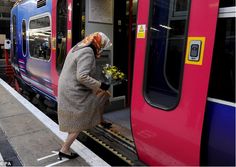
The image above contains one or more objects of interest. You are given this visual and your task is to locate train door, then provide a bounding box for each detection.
[131,0,220,165]
[56,0,85,73]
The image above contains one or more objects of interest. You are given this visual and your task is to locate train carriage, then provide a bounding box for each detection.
[132,0,235,165]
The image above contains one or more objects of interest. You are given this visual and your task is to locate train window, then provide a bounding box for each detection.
[29,16,50,29]
[174,0,188,16]
[29,15,51,61]
[11,15,17,63]
[22,20,26,56]
[56,0,67,73]
[144,0,190,110]
[219,0,235,7]
[208,17,235,103]
[175,0,188,11]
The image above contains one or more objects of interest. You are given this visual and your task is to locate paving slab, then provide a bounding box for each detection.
[0,100,29,118]
[0,113,45,138]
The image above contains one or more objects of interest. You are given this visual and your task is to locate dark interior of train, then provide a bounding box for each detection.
[102,0,137,141]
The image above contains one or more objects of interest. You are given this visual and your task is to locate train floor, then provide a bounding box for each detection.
[0,78,109,166]
[104,108,133,141]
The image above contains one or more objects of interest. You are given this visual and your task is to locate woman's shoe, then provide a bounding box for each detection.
[58,151,79,160]
[101,121,112,129]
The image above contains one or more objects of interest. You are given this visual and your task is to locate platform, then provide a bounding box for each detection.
[0,79,110,166]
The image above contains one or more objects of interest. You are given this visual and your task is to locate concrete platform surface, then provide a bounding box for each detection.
[0,79,110,166]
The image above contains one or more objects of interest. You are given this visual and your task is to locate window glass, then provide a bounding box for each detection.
[144,0,190,110]
[208,17,235,103]
[22,20,26,55]
[29,15,51,60]
[219,0,235,7]
[29,16,50,29]
[175,0,188,12]
[11,15,17,63]
[56,0,67,72]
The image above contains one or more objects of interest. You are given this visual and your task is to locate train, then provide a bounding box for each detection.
[10,0,235,166]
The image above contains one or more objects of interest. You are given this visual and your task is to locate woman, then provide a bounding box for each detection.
[57,32,112,159]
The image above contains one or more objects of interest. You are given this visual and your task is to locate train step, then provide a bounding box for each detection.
[78,125,145,166]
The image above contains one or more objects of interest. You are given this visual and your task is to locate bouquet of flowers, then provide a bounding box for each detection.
[101,64,127,86]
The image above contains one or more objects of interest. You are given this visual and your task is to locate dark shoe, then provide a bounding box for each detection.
[58,151,79,160]
[101,121,112,129]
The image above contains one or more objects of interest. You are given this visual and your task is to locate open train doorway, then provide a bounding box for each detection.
[77,1,140,163]
[100,0,138,142]
[56,0,138,140]
[57,0,139,158]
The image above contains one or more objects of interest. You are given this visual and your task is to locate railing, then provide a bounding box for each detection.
[0,49,14,87]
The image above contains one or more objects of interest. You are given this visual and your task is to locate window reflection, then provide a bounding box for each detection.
[29,16,51,61]
[30,16,50,29]
[11,15,17,63]
[22,20,26,55]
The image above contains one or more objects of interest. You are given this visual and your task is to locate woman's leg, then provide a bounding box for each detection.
[60,131,80,154]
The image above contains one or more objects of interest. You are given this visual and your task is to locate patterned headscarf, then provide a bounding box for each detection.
[72,32,112,55]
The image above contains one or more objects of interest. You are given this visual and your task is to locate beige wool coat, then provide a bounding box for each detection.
[58,47,107,132]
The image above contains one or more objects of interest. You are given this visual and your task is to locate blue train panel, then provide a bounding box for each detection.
[203,100,235,165]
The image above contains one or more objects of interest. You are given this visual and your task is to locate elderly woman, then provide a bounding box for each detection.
[57,32,112,159]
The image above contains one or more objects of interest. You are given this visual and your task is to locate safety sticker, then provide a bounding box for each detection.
[51,37,56,51]
[137,24,146,39]
[67,30,71,39]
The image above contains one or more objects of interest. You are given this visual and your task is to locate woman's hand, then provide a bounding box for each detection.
[95,89,111,97]
[95,89,111,106]
[104,90,111,97]
[95,88,103,96]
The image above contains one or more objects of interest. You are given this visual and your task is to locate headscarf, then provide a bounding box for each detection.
[72,32,112,55]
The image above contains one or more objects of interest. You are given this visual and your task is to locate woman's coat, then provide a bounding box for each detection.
[58,47,106,132]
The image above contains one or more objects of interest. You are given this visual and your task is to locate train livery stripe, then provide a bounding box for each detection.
[21,75,53,94]
[0,79,110,167]
[18,59,25,64]
[207,97,235,108]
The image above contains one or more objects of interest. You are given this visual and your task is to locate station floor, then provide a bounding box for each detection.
[0,78,110,166]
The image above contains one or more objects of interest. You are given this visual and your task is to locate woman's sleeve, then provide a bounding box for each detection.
[76,50,101,91]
